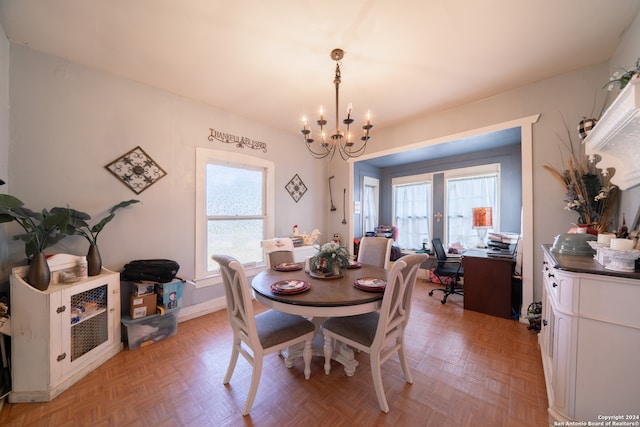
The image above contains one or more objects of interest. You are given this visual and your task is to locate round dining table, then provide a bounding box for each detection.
[251,262,389,375]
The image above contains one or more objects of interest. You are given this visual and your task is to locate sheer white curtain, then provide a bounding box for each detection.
[394,182,431,249]
[363,184,378,233]
[446,174,497,248]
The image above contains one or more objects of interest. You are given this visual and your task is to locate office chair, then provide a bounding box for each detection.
[428,238,464,304]
[322,253,428,412]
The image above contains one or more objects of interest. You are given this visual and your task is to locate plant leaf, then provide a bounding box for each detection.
[108,199,140,214]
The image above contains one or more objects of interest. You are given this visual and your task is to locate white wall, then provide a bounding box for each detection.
[0,22,10,286]
[0,23,7,185]
[2,45,328,305]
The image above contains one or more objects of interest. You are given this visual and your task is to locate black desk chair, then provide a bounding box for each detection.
[428,238,464,304]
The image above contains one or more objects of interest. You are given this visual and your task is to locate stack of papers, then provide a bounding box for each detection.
[487,232,520,243]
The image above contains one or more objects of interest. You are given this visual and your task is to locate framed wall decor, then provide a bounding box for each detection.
[105,146,167,194]
[285,174,307,203]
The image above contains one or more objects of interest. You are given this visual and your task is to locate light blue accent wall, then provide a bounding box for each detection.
[354,143,522,244]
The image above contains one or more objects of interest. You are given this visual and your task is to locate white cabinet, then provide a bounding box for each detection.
[9,263,122,402]
[540,247,640,425]
[293,245,317,263]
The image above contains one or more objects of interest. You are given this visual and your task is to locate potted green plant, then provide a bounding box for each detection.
[0,194,71,290]
[55,199,140,276]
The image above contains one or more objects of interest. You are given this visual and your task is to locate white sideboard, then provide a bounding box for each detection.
[10,266,122,402]
[540,246,640,424]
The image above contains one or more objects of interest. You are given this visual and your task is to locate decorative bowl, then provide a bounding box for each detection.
[551,233,596,256]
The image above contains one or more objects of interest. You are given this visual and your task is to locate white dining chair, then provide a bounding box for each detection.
[213,254,315,416]
[322,253,428,413]
[357,236,393,269]
[261,237,295,269]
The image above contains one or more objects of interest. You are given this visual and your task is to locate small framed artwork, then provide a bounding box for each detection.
[285,174,307,203]
[105,146,167,194]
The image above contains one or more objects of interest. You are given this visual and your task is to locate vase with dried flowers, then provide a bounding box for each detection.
[544,116,618,234]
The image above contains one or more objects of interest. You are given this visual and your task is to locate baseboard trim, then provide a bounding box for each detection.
[177,296,226,322]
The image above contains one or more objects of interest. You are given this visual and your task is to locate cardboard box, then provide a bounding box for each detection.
[131,281,155,296]
[130,294,157,319]
[121,310,179,350]
[156,280,182,311]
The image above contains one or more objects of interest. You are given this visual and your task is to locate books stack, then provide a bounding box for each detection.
[290,236,304,247]
[486,232,520,258]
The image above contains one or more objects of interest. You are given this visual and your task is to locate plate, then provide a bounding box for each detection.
[273,262,302,272]
[348,261,362,269]
[354,277,386,292]
[270,280,310,295]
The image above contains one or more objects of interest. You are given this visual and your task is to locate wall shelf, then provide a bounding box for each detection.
[584,77,640,190]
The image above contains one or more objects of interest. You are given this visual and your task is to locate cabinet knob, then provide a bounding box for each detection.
[543,320,548,327]
[552,282,558,288]
[547,272,554,278]
[57,353,67,362]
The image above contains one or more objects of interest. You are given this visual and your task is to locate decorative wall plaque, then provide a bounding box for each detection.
[285,174,307,203]
[105,146,167,194]
[208,128,267,152]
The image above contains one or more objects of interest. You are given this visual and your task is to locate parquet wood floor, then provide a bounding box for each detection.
[0,280,548,427]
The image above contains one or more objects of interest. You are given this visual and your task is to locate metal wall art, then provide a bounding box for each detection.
[285,174,307,203]
[208,128,267,152]
[105,146,167,194]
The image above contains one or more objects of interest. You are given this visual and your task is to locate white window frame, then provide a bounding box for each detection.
[195,147,275,288]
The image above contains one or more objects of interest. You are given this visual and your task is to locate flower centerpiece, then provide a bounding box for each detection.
[309,241,350,278]
[544,117,617,233]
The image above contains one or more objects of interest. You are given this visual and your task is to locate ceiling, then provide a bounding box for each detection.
[1,0,639,163]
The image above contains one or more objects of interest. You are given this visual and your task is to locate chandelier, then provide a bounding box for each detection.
[300,48,373,160]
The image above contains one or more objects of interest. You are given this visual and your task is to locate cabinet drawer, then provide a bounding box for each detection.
[543,266,576,313]
[578,277,640,327]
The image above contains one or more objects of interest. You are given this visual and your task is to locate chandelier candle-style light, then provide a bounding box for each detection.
[300,48,373,160]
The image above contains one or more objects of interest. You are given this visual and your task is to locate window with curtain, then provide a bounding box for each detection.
[392,175,432,250]
[362,176,379,234]
[446,168,498,248]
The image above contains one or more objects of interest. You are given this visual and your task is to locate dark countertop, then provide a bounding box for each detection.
[542,244,640,280]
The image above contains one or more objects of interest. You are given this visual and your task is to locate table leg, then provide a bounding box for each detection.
[282,317,359,376]
[282,317,325,366]
[324,337,359,376]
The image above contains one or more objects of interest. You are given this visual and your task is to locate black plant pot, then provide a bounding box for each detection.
[27,252,51,291]
[87,244,102,276]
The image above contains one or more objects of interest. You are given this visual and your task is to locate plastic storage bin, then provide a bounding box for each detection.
[121,310,179,350]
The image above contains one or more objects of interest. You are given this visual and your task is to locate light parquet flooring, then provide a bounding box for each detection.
[0,280,548,427]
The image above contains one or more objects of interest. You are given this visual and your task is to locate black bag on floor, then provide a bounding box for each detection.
[121,259,180,283]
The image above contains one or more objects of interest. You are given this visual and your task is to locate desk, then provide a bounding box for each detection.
[252,264,387,374]
[462,249,518,319]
